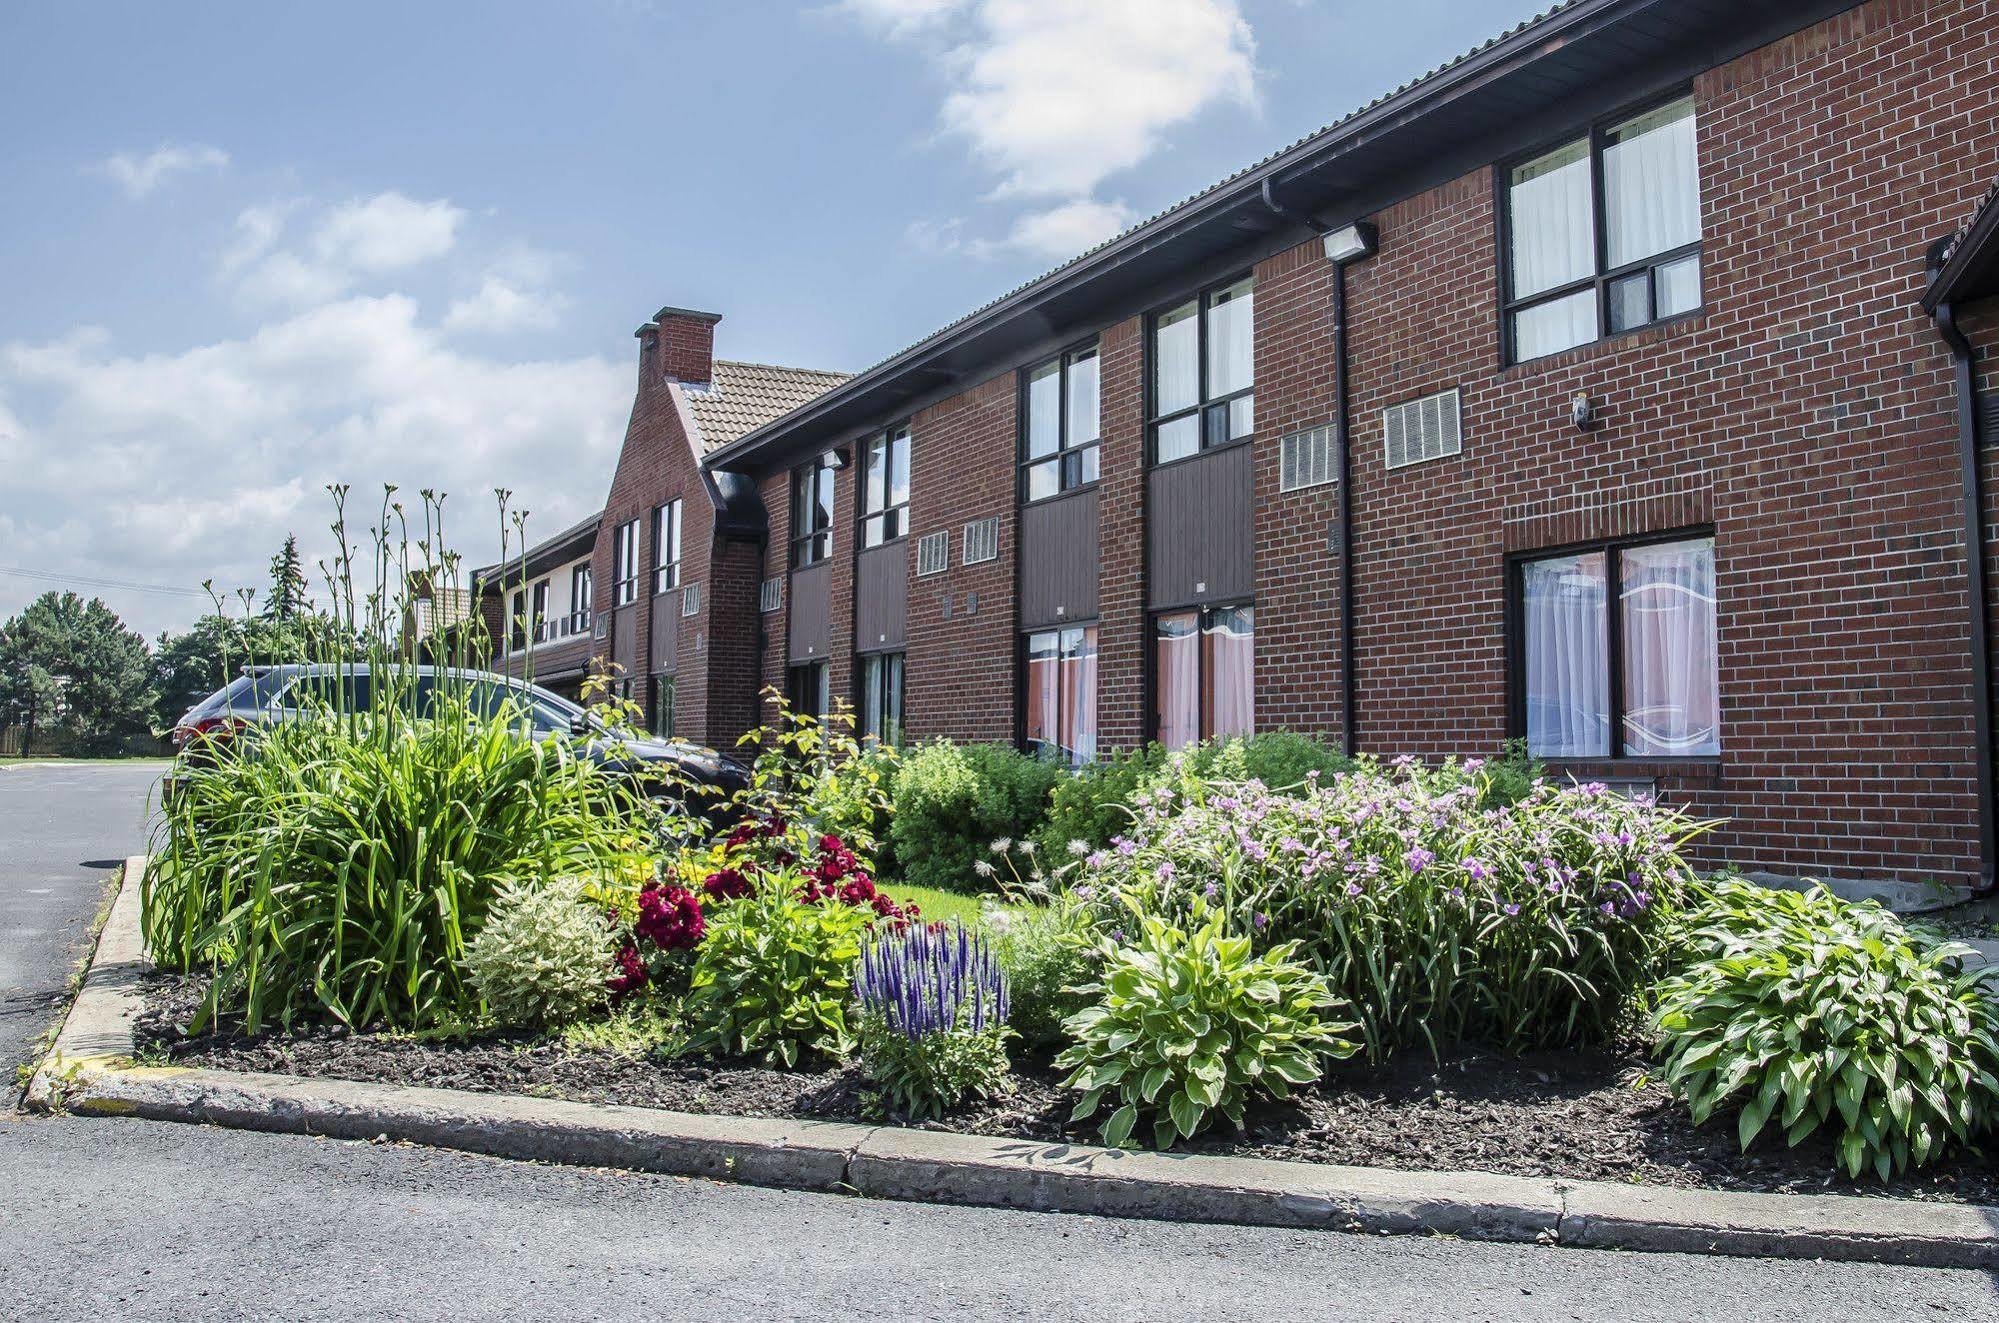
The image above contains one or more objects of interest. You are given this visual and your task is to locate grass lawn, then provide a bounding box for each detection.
[880,883,988,927]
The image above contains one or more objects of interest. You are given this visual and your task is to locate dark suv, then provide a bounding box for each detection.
[166,664,750,815]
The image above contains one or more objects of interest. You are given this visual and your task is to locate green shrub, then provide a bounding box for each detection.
[1036,744,1165,858]
[989,901,1095,1050]
[464,878,615,1027]
[1652,880,1999,1180]
[854,921,1014,1119]
[722,692,899,870]
[144,681,647,1032]
[1058,900,1357,1149]
[1478,738,1543,808]
[1069,760,1699,1060]
[679,873,875,1066]
[890,741,1061,893]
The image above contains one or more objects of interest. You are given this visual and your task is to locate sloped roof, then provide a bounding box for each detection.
[682,361,851,453]
[1924,175,1999,312]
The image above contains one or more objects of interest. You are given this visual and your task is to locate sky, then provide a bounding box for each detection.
[0,0,1547,640]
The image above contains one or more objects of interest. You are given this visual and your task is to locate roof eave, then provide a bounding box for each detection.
[1923,188,1999,313]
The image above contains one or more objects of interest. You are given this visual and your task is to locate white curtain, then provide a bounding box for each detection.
[1513,290,1597,361]
[1060,627,1098,766]
[1067,350,1100,446]
[1202,606,1255,741]
[1522,553,1608,757]
[1621,538,1719,756]
[1156,613,1200,750]
[1604,98,1700,269]
[1206,279,1255,398]
[1026,362,1061,459]
[1155,302,1200,416]
[1509,140,1593,298]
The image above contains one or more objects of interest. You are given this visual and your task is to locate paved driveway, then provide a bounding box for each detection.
[0,760,160,1074]
[1,760,1994,1319]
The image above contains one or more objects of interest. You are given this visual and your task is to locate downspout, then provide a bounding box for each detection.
[1259,180,1360,758]
[1930,297,1997,891]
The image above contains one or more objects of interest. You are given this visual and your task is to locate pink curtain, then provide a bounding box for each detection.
[1060,627,1099,765]
[1155,612,1199,750]
[1203,605,1255,740]
[1024,632,1059,752]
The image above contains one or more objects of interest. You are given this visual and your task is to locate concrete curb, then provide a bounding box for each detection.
[26,860,1999,1269]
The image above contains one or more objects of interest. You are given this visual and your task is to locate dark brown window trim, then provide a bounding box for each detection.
[1018,340,1102,504]
[1144,273,1256,468]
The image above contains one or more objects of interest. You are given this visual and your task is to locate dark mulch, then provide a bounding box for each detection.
[136,975,1999,1206]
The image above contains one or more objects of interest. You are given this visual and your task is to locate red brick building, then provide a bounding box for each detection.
[481,0,1999,891]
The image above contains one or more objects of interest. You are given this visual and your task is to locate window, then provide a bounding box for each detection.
[860,425,911,547]
[1513,533,1718,759]
[787,661,830,722]
[1504,95,1702,363]
[569,564,593,633]
[507,588,527,653]
[652,499,682,594]
[1024,626,1097,767]
[1021,344,1100,500]
[1150,277,1254,465]
[790,453,836,568]
[612,519,641,605]
[529,579,549,642]
[1154,604,1254,749]
[858,652,905,745]
[649,674,674,739]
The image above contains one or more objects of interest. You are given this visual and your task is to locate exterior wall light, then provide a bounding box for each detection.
[1323,220,1380,265]
[1571,392,1599,431]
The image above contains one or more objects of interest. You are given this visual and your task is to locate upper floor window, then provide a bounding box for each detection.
[1021,344,1100,502]
[652,499,682,594]
[569,563,593,633]
[507,587,527,653]
[860,425,910,547]
[1512,532,1718,759]
[1151,276,1254,465]
[612,519,640,606]
[791,453,836,568]
[1504,94,1702,363]
[529,579,549,642]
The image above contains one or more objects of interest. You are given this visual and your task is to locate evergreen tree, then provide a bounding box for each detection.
[266,535,310,622]
[0,592,155,754]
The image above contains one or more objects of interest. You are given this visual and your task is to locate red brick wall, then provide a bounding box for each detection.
[1245,0,1999,883]
[757,468,791,730]
[1096,317,1149,750]
[903,373,1019,743]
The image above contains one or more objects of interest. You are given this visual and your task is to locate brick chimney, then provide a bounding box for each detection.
[637,306,721,386]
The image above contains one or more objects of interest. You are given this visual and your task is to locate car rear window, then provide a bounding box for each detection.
[276,672,372,713]
[186,671,285,719]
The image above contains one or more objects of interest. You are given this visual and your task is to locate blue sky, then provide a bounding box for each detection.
[0,0,1545,638]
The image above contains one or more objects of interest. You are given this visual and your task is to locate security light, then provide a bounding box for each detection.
[1322,221,1379,265]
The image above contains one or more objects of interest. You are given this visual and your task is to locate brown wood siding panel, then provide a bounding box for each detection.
[649,592,679,673]
[1148,443,1254,609]
[854,543,908,653]
[611,604,637,675]
[494,635,592,683]
[1020,489,1101,628]
[788,561,832,664]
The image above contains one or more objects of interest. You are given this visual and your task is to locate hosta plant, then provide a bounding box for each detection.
[1652,880,1999,1180]
[679,871,875,1066]
[1057,899,1357,1150]
[464,877,616,1027]
[854,921,1013,1119]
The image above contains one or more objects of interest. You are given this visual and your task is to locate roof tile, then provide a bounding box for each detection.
[683,361,851,453]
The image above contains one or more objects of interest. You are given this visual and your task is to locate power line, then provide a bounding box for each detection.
[0,565,215,599]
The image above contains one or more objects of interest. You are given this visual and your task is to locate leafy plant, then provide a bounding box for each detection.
[988,898,1096,1050]
[854,921,1013,1119]
[890,740,1061,893]
[1068,758,1700,1061]
[1652,880,1999,1180]
[679,872,876,1066]
[465,877,615,1027]
[1036,744,1165,858]
[1058,899,1357,1150]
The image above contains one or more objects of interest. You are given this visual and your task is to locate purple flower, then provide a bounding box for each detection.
[1464,857,1491,882]
[1344,881,1363,898]
[1157,861,1177,881]
[1202,881,1218,900]
[1253,911,1269,931]
[1403,847,1435,875]
[1503,903,1521,917]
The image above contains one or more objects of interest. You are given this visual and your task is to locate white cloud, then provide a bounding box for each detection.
[444,275,564,334]
[98,143,230,198]
[846,0,1258,261]
[0,292,627,638]
[221,192,467,309]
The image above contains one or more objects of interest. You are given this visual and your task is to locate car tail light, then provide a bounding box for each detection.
[174,715,245,749]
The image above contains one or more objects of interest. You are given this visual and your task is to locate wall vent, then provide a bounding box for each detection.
[681,583,701,617]
[1278,423,1338,492]
[916,530,950,577]
[961,516,1000,566]
[1383,387,1463,470]
[759,576,781,614]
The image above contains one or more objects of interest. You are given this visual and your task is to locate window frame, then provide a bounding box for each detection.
[1497,88,1704,366]
[651,499,682,595]
[529,579,550,642]
[612,518,641,606]
[787,660,830,722]
[568,563,593,634]
[859,424,912,548]
[1145,273,1256,469]
[1147,601,1255,748]
[857,650,905,746]
[649,672,674,739]
[790,453,837,569]
[1019,623,1099,767]
[1503,524,1719,763]
[1018,340,1103,506]
[506,587,527,653]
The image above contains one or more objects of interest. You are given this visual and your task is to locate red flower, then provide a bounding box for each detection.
[634,882,706,951]
[608,942,648,996]
[701,868,752,902]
